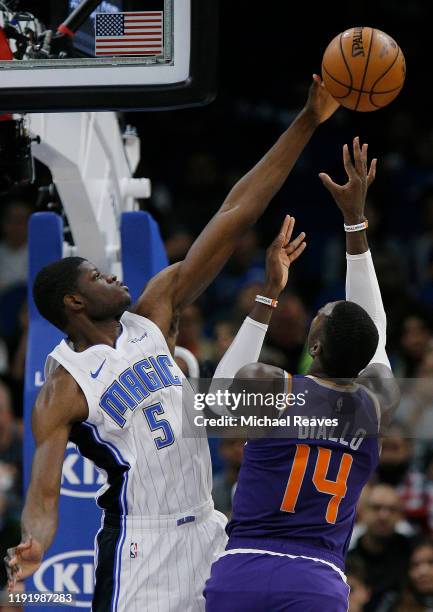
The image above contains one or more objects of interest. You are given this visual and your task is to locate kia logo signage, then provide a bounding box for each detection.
[61,442,106,499]
[33,550,94,608]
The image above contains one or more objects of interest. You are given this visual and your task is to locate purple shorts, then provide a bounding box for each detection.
[204,551,349,612]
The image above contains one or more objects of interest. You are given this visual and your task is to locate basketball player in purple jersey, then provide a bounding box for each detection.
[204,138,400,611]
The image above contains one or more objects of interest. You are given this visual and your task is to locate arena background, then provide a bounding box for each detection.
[1,1,433,611]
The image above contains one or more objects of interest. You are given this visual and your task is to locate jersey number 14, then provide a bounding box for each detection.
[280,444,353,524]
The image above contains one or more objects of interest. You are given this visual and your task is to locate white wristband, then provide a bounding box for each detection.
[255,295,278,308]
[344,220,368,233]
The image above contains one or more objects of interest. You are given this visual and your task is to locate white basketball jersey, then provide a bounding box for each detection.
[45,311,212,516]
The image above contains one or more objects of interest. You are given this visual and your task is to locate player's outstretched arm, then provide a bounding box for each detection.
[4,368,88,590]
[207,216,305,415]
[135,76,338,339]
[319,137,400,425]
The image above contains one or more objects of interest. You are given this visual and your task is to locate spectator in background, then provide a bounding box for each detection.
[0,382,22,515]
[373,254,428,359]
[164,226,193,264]
[375,422,431,533]
[0,382,21,464]
[351,483,374,544]
[213,321,237,363]
[233,277,264,322]
[395,315,433,378]
[0,199,32,293]
[175,303,214,363]
[0,200,32,367]
[0,491,21,590]
[267,293,308,373]
[0,337,7,376]
[212,438,244,517]
[348,483,414,611]
[413,187,433,289]
[9,301,28,385]
[346,556,372,612]
[422,449,433,535]
[397,539,433,611]
[397,342,433,442]
[321,197,403,292]
[175,151,226,236]
[418,247,433,308]
[204,228,265,321]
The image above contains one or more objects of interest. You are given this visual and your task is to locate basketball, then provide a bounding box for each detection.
[321,27,406,112]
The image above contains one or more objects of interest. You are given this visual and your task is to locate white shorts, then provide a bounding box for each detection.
[92,499,228,612]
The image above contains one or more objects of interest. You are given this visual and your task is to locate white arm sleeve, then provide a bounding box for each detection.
[208,316,268,416]
[213,316,268,379]
[346,250,391,369]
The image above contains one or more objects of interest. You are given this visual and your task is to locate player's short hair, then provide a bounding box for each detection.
[320,301,379,379]
[33,257,87,331]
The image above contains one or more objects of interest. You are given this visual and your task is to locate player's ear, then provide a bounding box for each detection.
[64,293,84,313]
[309,340,322,358]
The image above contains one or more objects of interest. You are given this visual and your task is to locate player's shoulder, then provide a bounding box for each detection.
[235,362,286,380]
[357,363,400,421]
[122,307,169,342]
[36,366,88,422]
[42,364,75,393]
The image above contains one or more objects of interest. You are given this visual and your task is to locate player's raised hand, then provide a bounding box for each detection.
[304,74,340,125]
[318,136,377,224]
[264,215,306,296]
[5,536,44,591]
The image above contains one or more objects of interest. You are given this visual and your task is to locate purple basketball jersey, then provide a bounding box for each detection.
[226,375,380,570]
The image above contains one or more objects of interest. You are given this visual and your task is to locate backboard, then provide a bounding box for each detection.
[0,0,217,112]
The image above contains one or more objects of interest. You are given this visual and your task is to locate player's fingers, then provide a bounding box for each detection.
[318,173,341,195]
[367,158,377,187]
[4,555,12,577]
[353,137,364,175]
[7,573,17,592]
[343,144,356,180]
[15,538,32,553]
[308,77,318,98]
[286,232,306,254]
[284,216,295,244]
[6,554,18,568]
[278,215,292,244]
[7,562,23,590]
[270,216,291,250]
[5,548,17,565]
[289,241,307,263]
[4,553,20,589]
[361,143,368,169]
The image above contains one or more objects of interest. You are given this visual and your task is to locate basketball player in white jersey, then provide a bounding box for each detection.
[5,77,338,611]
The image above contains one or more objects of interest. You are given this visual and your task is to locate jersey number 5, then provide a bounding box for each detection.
[143,403,175,450]
[280,444,353,524]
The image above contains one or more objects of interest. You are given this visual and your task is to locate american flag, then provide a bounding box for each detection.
[95,11,163,57]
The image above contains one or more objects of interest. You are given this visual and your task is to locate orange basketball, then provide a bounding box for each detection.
[321,27,406,112]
